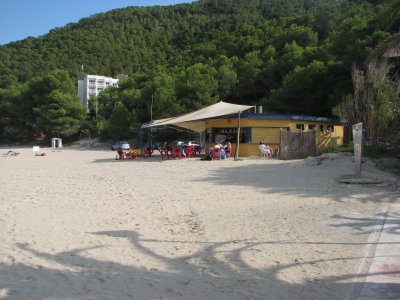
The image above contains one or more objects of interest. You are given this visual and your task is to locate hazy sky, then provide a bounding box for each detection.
[0,0,197,45]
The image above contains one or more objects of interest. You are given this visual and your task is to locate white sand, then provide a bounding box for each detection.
[0,146,398,300]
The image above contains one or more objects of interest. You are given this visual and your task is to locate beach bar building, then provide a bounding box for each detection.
[142,101,344,159]
[203,113,344,158]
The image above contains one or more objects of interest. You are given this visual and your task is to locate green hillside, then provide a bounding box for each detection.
[0,0,397,143]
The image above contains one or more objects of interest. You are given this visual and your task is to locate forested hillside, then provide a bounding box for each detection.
[0,0,397,143]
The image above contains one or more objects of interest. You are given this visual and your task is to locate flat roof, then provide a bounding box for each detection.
[222,113,343,123]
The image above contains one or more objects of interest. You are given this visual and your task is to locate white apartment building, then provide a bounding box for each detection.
[78,74,119,109]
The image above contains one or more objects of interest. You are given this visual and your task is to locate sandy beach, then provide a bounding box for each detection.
[0,146,398,300]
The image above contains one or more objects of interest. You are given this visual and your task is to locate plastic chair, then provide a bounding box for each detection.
[116,150,126,160]
[194,146,202,155]
[171,146,183,159]
[125,150,137,159]
[185,146,195,158]
[259,147,272,158]
[142,147,154,158]
[160,147,171,160]
[211,147,222,160]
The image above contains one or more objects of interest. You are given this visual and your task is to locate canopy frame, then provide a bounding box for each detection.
[140,101,255,156]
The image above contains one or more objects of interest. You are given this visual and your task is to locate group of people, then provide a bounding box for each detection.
[214,142,232,159]
[259,141,273,158]
[201,140,274,160]
[202,142,232,160]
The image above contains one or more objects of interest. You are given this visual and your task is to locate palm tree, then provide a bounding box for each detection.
[376,0,400,32]
[369,0,400,60]
[334,62,400,147]
[373,33,400,58]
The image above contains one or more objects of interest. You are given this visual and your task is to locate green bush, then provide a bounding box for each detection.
[363,146,400,158]
[321,144,354,154]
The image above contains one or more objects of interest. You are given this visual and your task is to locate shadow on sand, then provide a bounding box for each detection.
[1,227,400,299]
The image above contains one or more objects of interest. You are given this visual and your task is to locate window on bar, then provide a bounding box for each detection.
[208,128,247,143]
[296,124,304,130]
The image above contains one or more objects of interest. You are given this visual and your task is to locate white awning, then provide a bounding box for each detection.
[142,101,255,132]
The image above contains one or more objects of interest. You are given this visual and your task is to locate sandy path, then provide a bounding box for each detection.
[0,147,398,300]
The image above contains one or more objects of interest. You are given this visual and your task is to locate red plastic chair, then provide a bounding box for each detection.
[148,147,154,157]
[125,150,137,159]
[160,147,171,160]
[194,146,202,155]
[185,146,195,158]
[211,147,222,160]
[171,146,183,159]
[116,150,126,160]
[142,147,154,158]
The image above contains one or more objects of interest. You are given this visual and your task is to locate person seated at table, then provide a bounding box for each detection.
[205,143,221,160]
[220,147,227,159]
[258,141,272,158]
[181,146,186,157]
[224,142,232,157]
[208,142,221,154]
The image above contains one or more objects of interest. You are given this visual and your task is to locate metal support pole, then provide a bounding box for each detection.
[352,122,363,178]
[140,126,143,153]
[150,94,154,148]
[234,111,241,160]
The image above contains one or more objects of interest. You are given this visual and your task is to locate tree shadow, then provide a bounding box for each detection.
[90,156,204,164]
[332,211,400,235]
[192,157,398,204]
[1,230,399,299]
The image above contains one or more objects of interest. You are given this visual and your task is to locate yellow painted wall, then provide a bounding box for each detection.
[316,126,344,153]
[205,117,344,157]
[252,127,281,145]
